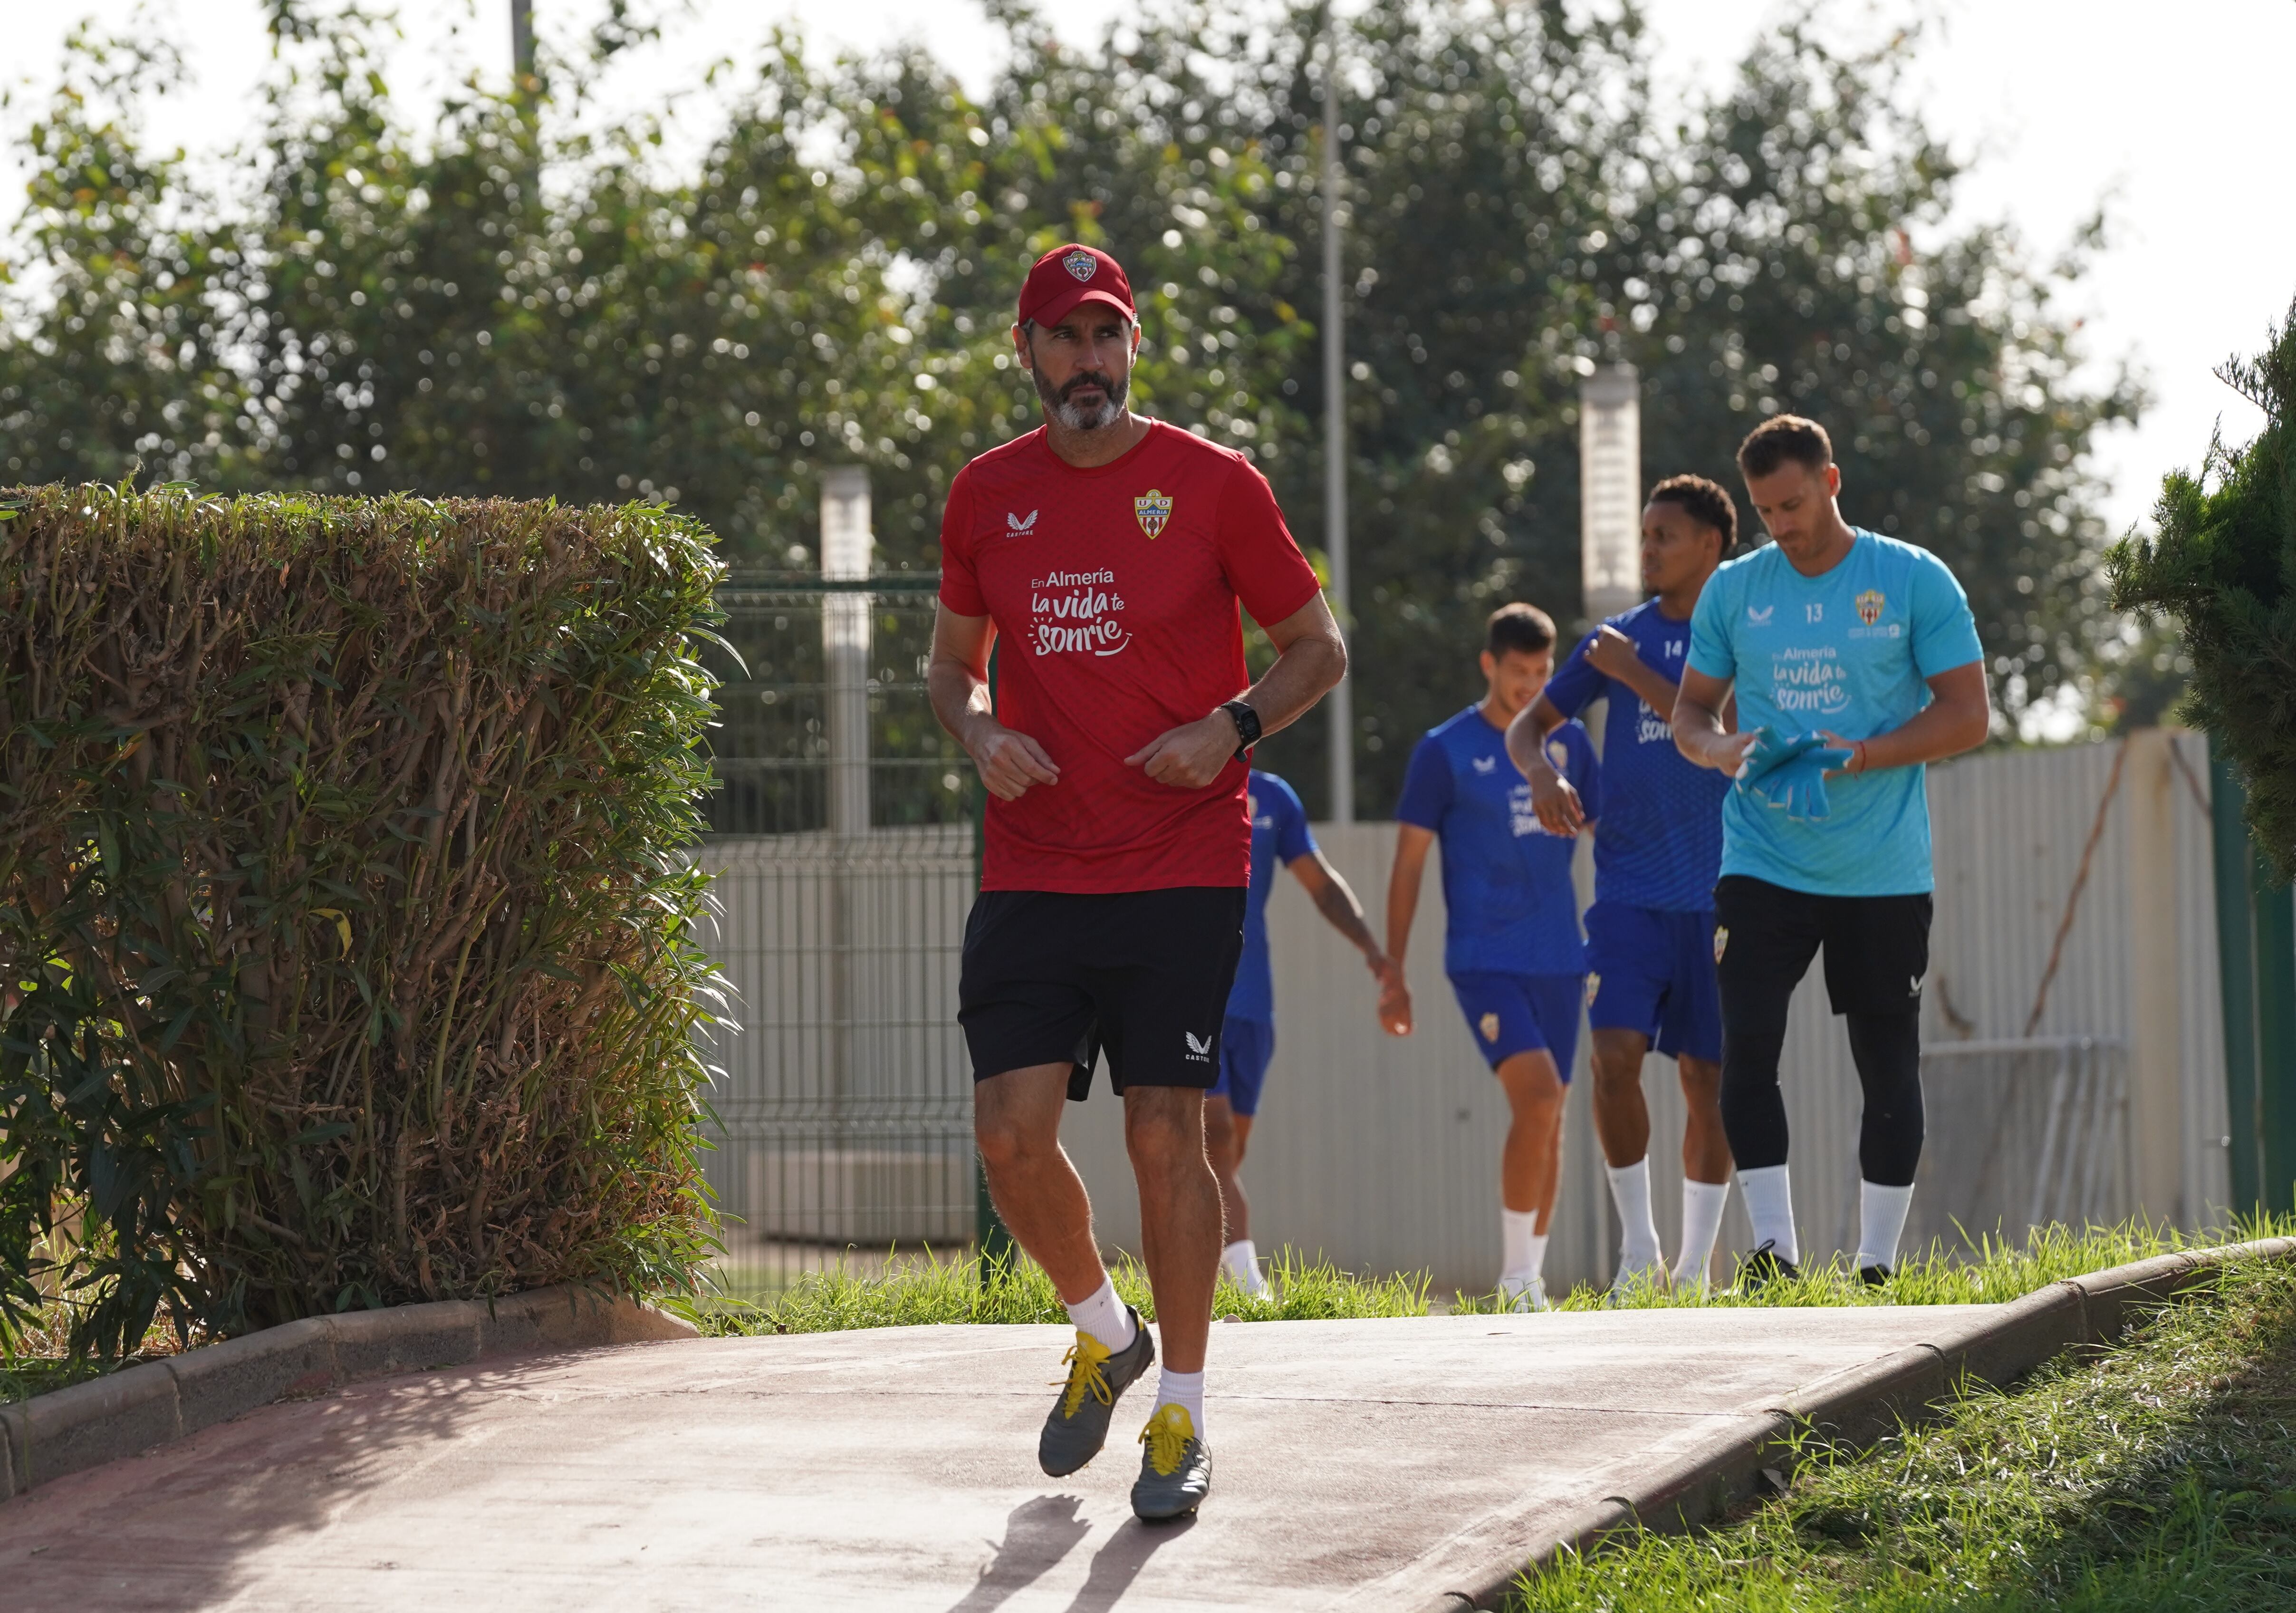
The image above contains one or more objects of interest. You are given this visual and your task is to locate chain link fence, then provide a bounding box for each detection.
[696,575,985,1295]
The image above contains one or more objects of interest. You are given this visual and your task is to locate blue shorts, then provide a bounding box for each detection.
[1209,1015,1276,1116]
[1584,901,1724,1064]
[1448,972,1582,1076]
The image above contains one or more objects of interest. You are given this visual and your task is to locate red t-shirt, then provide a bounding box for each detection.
[940,421,1324,893]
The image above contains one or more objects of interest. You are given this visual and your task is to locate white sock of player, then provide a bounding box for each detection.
[1153,1366,1206,1437]
[1737,1164,1800,1265]
[1674,1178,1730,1287]
[1064,1275,1136,1352]
[1220,1238,1271,1298]
[1500,1209,1546,1284]
[1605,1158,1662,1272]
[1856,1180,1916,1272]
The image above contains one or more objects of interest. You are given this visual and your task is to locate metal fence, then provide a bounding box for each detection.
[696,577,981,1294]
[1911,1037,2130,1252]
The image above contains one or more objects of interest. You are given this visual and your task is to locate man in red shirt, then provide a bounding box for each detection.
[928,243,1345,1521]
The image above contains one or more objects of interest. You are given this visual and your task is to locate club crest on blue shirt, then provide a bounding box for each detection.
[1856,589,1886,626]
[1134,489,1173,539]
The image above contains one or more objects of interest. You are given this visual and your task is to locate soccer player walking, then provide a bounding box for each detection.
[1382,604,1599,1311]
[1208,769,1396,1300]
[1507,476,1739,1296]
[1672,416,1989,1286]
[928,244,1343,1519]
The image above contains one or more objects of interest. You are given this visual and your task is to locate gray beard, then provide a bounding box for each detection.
[1038,367,1129,433]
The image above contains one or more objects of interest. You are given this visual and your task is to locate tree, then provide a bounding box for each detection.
[2109,302,2296,878]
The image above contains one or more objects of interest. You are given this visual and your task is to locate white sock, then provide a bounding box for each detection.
[1856,1180,1916,1272]
[1220,1238,1270,1297]
[1063,1275,1135,1352]
[1605,1158,1662,1271]
[1153,1366,1206,1436]
[1674,1178,1730,1287]
[1737,1164,1799,1265]
[1500,1208,1544,1283]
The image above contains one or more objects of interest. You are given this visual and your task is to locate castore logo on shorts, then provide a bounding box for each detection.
[1183,1030,1214,1063]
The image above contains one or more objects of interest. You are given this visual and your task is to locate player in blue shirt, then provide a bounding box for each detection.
[1507,474,1739,1297]
[1383,603,1600,1311]
[1209,770,1394,1299]
[1674,415,1990,1288]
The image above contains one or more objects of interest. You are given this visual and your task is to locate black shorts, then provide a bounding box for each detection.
[959,887,1248,1098]
[1711,875,1931,1017]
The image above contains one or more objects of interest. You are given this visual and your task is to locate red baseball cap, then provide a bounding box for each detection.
[1017,243,1135,329]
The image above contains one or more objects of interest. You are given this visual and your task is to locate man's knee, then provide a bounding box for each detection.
[1124,1087,1207,1172]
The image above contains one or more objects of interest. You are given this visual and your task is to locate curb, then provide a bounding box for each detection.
[1422,1235,2296,1612]
[0,1284,695,1502]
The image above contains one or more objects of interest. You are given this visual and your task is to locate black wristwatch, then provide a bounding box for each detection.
[1220,699,1262,761]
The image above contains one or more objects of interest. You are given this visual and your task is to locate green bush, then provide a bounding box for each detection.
[2109,299,2296,877]
[0,483,725,1357]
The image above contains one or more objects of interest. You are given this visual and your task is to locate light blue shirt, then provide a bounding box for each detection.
[1687,531,1984,897]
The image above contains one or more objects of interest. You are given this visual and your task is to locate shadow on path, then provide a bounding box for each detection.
[944,1495,1093,1613]
[1059,1514,1197,1613]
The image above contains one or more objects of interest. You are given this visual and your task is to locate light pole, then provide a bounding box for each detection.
[1321,14,1354,823]
[1578,363,1642,625]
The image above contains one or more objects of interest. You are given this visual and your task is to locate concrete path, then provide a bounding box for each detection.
[0,1307,1991,1611]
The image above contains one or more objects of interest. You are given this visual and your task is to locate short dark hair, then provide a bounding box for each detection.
[1486,602,1555,659]
[1736,415,1834,480]
[1647,473,1739,555]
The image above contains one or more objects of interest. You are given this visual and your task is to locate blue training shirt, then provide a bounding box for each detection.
[1687,530,1985,897]
[1395,705,1600,978]
[1226,770,1316,1024]
[1545,596,1731,913]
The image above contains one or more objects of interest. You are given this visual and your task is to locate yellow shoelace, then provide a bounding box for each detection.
[1055,1329,1116,1420]
[1138,1402,1194,1477]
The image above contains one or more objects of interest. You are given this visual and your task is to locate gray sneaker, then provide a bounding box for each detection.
[1131,1403,1212,1520]
[1038,1308,1154,1477]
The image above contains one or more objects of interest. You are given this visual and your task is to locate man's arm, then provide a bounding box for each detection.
[1380,825,1435,1036]
[1505,694,1584,836]
[1287,850,1399,988]
[1125,593,1348,789]
[1673,666,1758,775]
[1585,624,1682,718]
[1821,661,1991,775]
[926,602,1061,801]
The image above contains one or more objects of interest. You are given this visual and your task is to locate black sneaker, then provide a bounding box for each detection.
[1038,1307,1154,1477]
[1735,1239,1800,1292]
[1858,1262,1891,1288]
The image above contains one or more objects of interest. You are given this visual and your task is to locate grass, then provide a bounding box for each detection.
[692,1217,2281,1338]
[0,1294,199,1406]
[1509,1239,2296,1612]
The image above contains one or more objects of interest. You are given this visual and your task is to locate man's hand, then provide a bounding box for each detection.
[1378,972,1413,1036]
[1706,727,1759,776]
[1816,730,1867,778]
[966,721,1061,801]
[1124,713,1239,789]
[1585,623,1641,681]
[1528,758,1585,837]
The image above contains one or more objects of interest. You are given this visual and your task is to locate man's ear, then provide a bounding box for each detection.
[1479,648,1497,682]
[1011,323,1032,372]
[1825,462,1843,497]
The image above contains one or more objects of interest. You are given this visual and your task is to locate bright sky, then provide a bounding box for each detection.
[6,0,2294,539]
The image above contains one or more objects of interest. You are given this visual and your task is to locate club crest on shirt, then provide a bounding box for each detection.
[1546,740,1570,772]
[1479,1012,1501,1043]
[1585,974,1601,1007]
[1061,249,1098,282]
[1856,589,1886,626]
[1713,926,1730,964]
[1134,489,1173,539]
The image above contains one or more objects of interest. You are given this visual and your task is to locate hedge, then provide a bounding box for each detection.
[2110,297,2296,879]
[0,483,726,1357]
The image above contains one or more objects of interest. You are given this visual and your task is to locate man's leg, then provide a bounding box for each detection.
[1672,1054,1733,1287]
[1492,1048,1567,1303]
[1714,878,1824,1271]
[1203,1094,1252,1241]
[1845,1011,1923,1276]
[1590,1026,1664,1285]
[1124,1084,1223,1375]
[974,1062,1108,1304]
